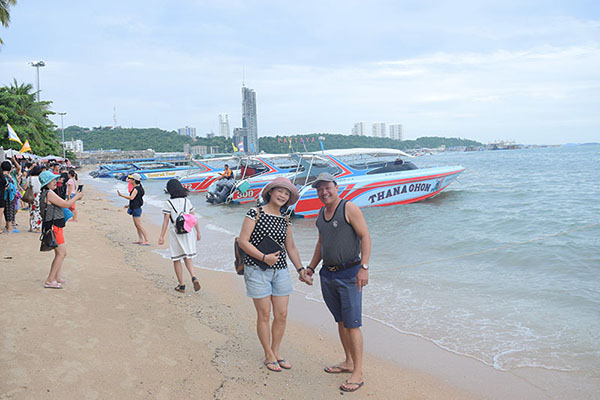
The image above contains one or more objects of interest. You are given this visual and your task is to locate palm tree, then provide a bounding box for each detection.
[0,0,17,45]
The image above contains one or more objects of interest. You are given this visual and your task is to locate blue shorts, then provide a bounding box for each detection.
[127,207,142,218]
[244,265,293,298]
[320,264,362,328]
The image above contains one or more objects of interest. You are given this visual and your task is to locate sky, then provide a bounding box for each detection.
[1,0,599,144]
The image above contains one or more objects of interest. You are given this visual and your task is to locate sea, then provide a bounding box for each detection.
[85,144,600,377]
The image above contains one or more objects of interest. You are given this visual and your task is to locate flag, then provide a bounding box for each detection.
[19,140,31,154]
[7,124,23,145]
[319,140,325,152]
[300,137,308,152]
[311,137,315,142]
[232,142,238,152]
[288,139,293,150]
[277,137,281,143]
[238,141,245,152]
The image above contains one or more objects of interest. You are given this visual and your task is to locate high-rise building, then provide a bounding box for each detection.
[242,86,258,152]
[372,122,386,138]
[389,124,404,140]
[352,122,367,136]
[219,114,230,138]
[233,127,248,152]
[177,126,197,138]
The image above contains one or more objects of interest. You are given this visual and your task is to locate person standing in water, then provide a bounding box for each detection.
[117,173,150,246]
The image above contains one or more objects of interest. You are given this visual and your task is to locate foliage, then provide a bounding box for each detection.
[1,0,17,45]
[59,126,234,153]
[0,79,61,155]
[258,133,483,154]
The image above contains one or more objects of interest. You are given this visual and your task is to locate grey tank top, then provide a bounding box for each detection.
[316,199,361,267]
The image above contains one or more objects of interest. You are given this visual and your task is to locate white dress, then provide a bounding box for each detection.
[162,197,197,261]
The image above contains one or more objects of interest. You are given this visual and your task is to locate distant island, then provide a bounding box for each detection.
[59,126,484,155]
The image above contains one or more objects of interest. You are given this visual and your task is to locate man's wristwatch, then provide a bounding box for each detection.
[360,264,369,270]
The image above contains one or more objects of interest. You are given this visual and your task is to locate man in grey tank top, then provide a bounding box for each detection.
[305,173,371,393]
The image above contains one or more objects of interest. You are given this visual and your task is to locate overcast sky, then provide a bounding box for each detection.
[1,0,599,144]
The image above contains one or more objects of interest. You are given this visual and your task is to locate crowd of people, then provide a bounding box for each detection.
[4,155,372,392]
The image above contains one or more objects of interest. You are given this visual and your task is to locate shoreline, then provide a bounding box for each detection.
[2,182,597,399]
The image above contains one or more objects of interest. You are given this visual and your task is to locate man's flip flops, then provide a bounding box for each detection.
[340,380,364,392]
[324,365,352,373]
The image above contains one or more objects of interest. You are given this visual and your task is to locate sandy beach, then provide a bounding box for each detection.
[1,185,594,399]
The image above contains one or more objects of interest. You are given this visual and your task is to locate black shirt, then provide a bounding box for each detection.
[129,185,144,209]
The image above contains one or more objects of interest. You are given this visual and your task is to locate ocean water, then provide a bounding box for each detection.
[85,144,600,375]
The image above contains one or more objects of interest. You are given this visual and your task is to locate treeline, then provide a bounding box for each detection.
[259,134,483,154]
[60,126,232,153]
[59,127,483,154]
[0,80,62,155]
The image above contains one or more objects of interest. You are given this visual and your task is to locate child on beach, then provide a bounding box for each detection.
[117,173,150,245]
[39,170,84,289]
[158,179,201,293]
[66,170,79,222]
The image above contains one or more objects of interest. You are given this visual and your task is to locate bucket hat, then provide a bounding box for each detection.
[311,172,337,188]
[262,177,299,206]
[39,170,60,188]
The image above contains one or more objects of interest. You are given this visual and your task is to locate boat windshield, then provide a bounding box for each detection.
[335,152,400,170]
[289,154,341,186]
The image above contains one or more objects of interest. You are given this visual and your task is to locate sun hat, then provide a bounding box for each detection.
[262,177,299,206]
[39,170,60,187]
[311,172,337,188]
[183,213,197,233]
[128,173,142,181]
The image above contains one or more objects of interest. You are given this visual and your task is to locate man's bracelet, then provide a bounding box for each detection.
[307,266,315,273]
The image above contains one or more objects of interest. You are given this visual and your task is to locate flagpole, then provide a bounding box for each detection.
[58,112,67,159]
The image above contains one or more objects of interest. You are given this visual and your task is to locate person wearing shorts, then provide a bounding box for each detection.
[117,173,149,245]
[237,177,310,373]
[305,173,371,393]
[38,170,83,289]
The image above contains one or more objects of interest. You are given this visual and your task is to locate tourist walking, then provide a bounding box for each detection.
[2,160,17,233]
[66,170,79,222]
[304,172,371,392]
[117,173,149,245]
[158,179,201,293]
[39,170,84,289]
[28,165,42,233]
[237,177,310,372]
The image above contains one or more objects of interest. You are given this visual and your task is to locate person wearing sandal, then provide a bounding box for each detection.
[158,179,201,293]
[39,170,84,289]
[117,173,150,246]
[237,177,311,372]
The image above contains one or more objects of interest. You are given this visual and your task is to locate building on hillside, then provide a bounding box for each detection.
[242,86,258,152]
[389,124,404,140]
[352,122,367,136]
[184,144,208,157]
[178,126,197,138]
[63,140,84,153]
[219,114,230,138]
[372,122,386,138]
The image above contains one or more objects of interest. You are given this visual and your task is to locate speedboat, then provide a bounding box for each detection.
[179,156,241,192]
[289,148,465,218]
[90,163,135,178]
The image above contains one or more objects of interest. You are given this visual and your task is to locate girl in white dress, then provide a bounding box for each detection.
[158,179,201,293]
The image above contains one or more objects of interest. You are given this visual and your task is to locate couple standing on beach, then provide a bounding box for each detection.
[238,173,371,393]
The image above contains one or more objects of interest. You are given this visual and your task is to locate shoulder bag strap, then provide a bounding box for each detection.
[167,200,177,224]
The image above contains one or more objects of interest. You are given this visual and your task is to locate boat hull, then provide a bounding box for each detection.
[291,166,465,218]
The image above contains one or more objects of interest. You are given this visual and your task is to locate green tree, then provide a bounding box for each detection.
[0,0,17,45]
[0,79,60,155]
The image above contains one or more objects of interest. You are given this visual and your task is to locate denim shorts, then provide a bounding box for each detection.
[127,207,142,217]
[244,265,293,298]
[320,264,362,328]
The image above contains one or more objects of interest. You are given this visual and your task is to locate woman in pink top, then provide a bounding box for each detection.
[66,170,79,222]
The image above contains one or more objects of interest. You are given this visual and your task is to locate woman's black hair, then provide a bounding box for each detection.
[166,178,188,198]
[68,169,78,180]
[30,166,42,176]
[1,160,12,171]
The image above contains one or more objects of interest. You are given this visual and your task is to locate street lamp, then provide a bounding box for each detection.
[29,61,46,101]
[58,112,67,159]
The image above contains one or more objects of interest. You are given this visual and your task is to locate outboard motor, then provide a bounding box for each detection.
[206,179,235,204]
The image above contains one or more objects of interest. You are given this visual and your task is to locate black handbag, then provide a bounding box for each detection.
[40,228,58,251]
[39,191,58,251]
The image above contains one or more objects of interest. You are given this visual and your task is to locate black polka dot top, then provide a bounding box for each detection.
[243,207,289,269]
